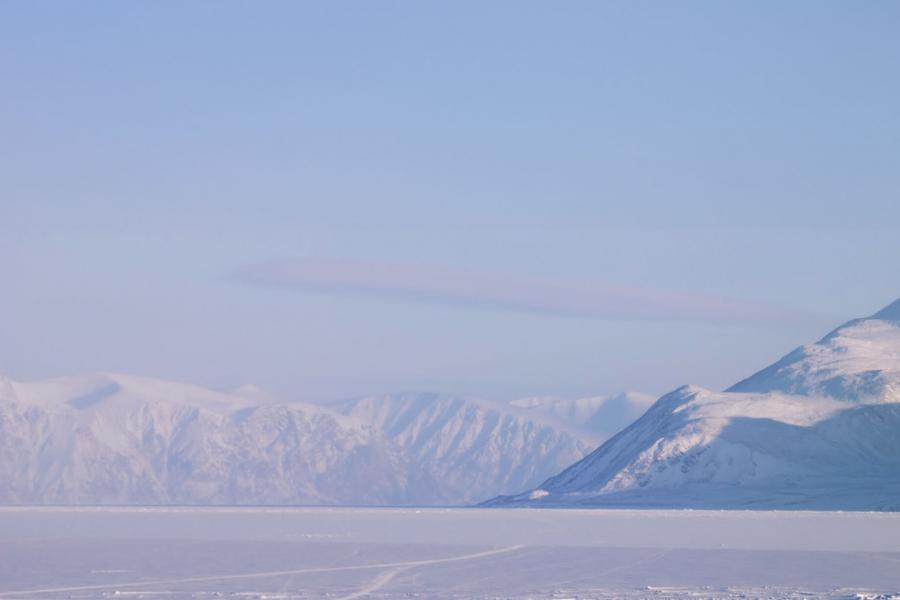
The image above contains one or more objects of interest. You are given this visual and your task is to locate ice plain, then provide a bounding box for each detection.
[1,506,899,600]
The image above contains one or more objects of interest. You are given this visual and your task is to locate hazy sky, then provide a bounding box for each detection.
[2,1,899,401]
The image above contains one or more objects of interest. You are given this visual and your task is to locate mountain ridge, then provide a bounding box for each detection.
[486,297,900,510]
[0,373,647,505]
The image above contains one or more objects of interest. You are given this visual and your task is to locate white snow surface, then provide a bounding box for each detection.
[2,507,900,599]
[0,374,644,505]
[490,299,900,510]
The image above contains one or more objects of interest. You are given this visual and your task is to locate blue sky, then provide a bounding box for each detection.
[2,1,899,401]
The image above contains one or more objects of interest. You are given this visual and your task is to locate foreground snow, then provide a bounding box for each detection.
[1,506,898,599]
[490,299,900,509]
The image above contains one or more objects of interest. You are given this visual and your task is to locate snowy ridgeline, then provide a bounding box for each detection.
[488,299,900,510]
[3,298,900,509]
[0,372,652,505]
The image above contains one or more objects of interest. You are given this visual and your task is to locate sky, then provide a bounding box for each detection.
[2,1,899,402]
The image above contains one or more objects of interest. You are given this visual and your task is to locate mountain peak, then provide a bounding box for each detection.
[871,297,900,321]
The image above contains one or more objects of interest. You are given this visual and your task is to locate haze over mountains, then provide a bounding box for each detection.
[0,373,649,506]
[488,299,900,510]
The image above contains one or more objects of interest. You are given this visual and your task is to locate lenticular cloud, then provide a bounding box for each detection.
[233,258,813,325]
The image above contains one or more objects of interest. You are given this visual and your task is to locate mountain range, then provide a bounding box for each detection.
[4,299,898,509]
[0,373,650,505]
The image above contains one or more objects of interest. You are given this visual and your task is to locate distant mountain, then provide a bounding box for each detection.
[506,392,656,442]
[332,393,590,504]
[0,373,410,505]
[0,373,647,505]
[330,392,651,504]
[486,299,900,510]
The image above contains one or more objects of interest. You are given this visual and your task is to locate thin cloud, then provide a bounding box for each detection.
[232,259,819,326]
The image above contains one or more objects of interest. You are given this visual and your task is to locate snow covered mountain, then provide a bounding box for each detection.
[0,373,644,505]
[728,298,900,402]
[487,299,900,510]
[506,392,655,442]
[0,373,411,505]
[332,393,597,504]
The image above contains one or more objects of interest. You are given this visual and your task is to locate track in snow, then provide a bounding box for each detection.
[0,544,524,598]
